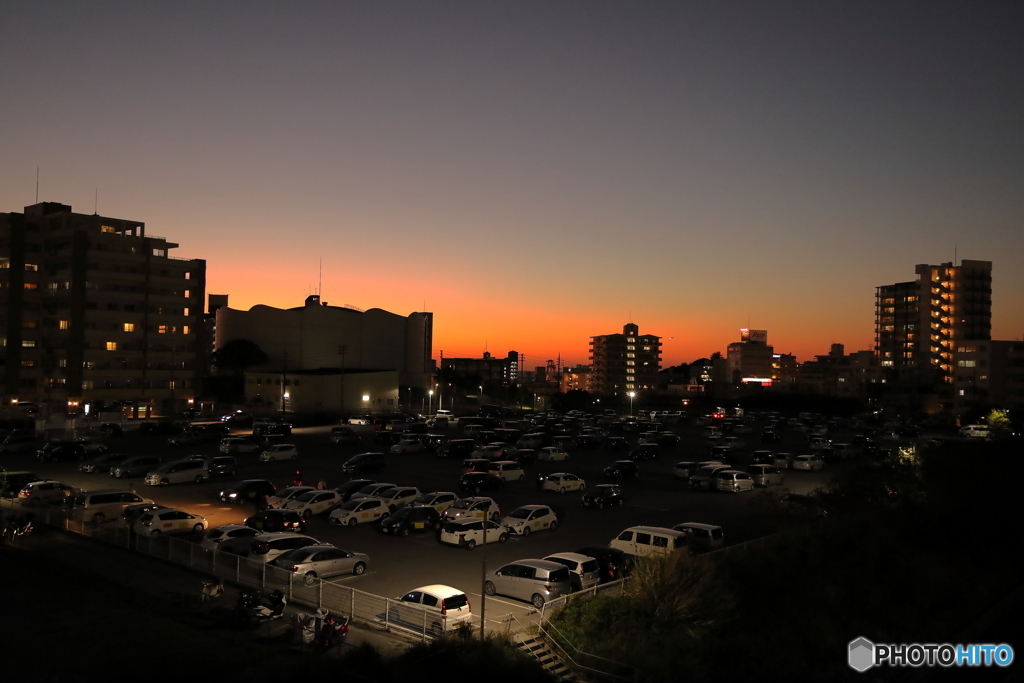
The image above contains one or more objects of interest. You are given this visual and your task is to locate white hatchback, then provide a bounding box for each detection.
[439,518,508,549]
[537,447,569,462]
[501,505,558,536]
[329,497,390,526]
[412,491,460,514]
[284,490,343,519]
[267,486,316,509]
[133,508,208,537]
[443,496,500,523]
[791,454,825,471]
[389,585,473,636]
[542,473,586,494]
[200,524,259,551]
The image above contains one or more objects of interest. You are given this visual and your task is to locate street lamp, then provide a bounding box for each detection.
[628,391,636,416]
[479,385,483,407]
[428,390,434,416]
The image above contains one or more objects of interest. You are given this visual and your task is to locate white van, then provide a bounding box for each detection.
[488,461,525,482]
[72,490,154,524]
[959,425,990,439]
[144,459,209,486]
[609,526,687,559]
[673,522,725,553]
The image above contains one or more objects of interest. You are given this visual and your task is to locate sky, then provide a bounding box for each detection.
[2,1,1022,368]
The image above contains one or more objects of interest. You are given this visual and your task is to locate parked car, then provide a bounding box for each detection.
[201,524,259,551]
[18,480,74,506]
[334,479,376,503]
[484,560,573,608]
[329,497,390,526]
[36,441,86,463]
[207,456,238,477]
[574,545,633,583]
[284,490,343,518]
[747,464,785,487]
[436,439,481,459]
[260,444,298,462]
[487,461,525,482]
[341,452,387,475]
[791,454,825,471]
[411,491,460,514]
[688,465,732,490]
[390,439,425,455]
[380,505,442,536]
[459,472,506,494]
[244,508,307,533]
[111,455,162,479]
[350,482,398,501]
[219,533,320,563]
[271,545,369,583]
[389,585,473,635]
[79,453,130,474]
[543,552,601,591]
[144,459,209,486]
[267,486,316,509]
[537,447,569,462]
[329,426,362,446]
[0,433,39,455]
[219,437,260,454]
[501,505,558,536]
[581,484,623,509]
[542,473,586,494]
[603,460,639,479]
[443,496,500,523]
[673,522,725,553]
[220,479,276,505]
[71,490,154,523]
[134,508,208,537]
[376,486,421,512]
[439,518,508,549]
[610,525,688,559]
[120,503,170,528]
[712,470,754,493]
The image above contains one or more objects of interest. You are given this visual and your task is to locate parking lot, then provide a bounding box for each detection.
[2,415,843,623]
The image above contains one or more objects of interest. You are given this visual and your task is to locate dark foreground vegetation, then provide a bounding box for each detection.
[0,540,552,682]
[547,438,1024,681]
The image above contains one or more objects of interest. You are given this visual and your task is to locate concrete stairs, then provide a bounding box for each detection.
[514,633,578,682]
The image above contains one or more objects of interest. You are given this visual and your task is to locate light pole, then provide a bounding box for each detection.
[479,385,483,408]
[428,390,434,416]
[628,391,636,416]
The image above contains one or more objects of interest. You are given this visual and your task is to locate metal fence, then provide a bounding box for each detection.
[27,506,520,642]
[539,578,625,619]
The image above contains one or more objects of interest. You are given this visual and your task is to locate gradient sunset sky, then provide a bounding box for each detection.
[2,1,1021,369]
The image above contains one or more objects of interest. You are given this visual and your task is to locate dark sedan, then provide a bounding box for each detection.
[581,485,623,510]
[379,505,441,536]
[37,442,86,463]
[459,472,506,494]
[244,509,307,533]
[603,460,639,479]
[575,545,633,583]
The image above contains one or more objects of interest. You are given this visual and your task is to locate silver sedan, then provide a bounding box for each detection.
[270,544,369,584]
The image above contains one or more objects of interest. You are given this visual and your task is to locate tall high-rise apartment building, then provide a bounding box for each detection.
[875,260,992,384]
[1,202,206,415]
[589,323,661,395]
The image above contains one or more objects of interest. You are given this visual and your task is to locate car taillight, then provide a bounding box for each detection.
[440,600,446,615]
[288,566,298,572]
[18,492,28,498]
[544,585,553,592]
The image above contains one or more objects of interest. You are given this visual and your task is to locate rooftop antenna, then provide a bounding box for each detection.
[94,189,98,215]
[35,167,39,203]
[318,257,322,297]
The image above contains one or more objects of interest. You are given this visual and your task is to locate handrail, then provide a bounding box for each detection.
[539,620,638,682]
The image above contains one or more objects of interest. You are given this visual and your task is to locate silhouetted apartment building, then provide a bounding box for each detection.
[0,202,206,415]
[589,323,661,395]
[726,329,774,386]
[441,350,520,386]
[561,364,592,392]
[875,260,992,385]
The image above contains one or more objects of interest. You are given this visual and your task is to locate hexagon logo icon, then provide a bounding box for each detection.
[849,637,875,672]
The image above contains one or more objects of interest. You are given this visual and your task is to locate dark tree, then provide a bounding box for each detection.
[210,339,269,376]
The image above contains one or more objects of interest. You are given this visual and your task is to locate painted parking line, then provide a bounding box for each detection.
[326,571,376,583]
[467,592,529,610]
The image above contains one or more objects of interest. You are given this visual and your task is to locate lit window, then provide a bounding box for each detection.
[152,248,166,257]
[22,340,36,348]
[101,225,116,233]
[957,360,976,368]
[184,272,191,280]
[184,290,191,298]
[627,338,636,343]
[183,308,189,316]
[123,323,135,332]
[25,264,39,271]
[158,326,167,334]
[182,325,190,335]
[23,283,38,290]
[106,342,118,351]
[21,360,35,367]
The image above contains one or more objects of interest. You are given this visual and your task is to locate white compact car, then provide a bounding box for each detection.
[133,508,208,537]
[259,444,298,462]
[283,490,343,518]
[443,496,500,523]
[439,518,508,549]
[501,505,558,536]
[542,473,586,494]
[329,497,390,526]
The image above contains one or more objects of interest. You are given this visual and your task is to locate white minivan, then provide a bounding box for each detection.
[609,526,687,559]
[488,461,525,482]
[959,425,990,439]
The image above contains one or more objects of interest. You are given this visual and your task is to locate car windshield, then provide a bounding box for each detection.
[449,500,472,510]
[508,508,532,520]
[281,547,318,562]
[294,491,318,502]
[339,500,362,511]
[277,487,304,498]
[390,508,413,520]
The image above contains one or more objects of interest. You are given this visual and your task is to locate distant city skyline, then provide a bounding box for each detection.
[2,1,1021,367]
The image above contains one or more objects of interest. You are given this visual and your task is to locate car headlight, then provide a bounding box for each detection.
[228,493,237,498]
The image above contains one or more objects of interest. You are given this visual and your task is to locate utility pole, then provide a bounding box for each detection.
[438,350,443,412]
[281,351,288,414]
